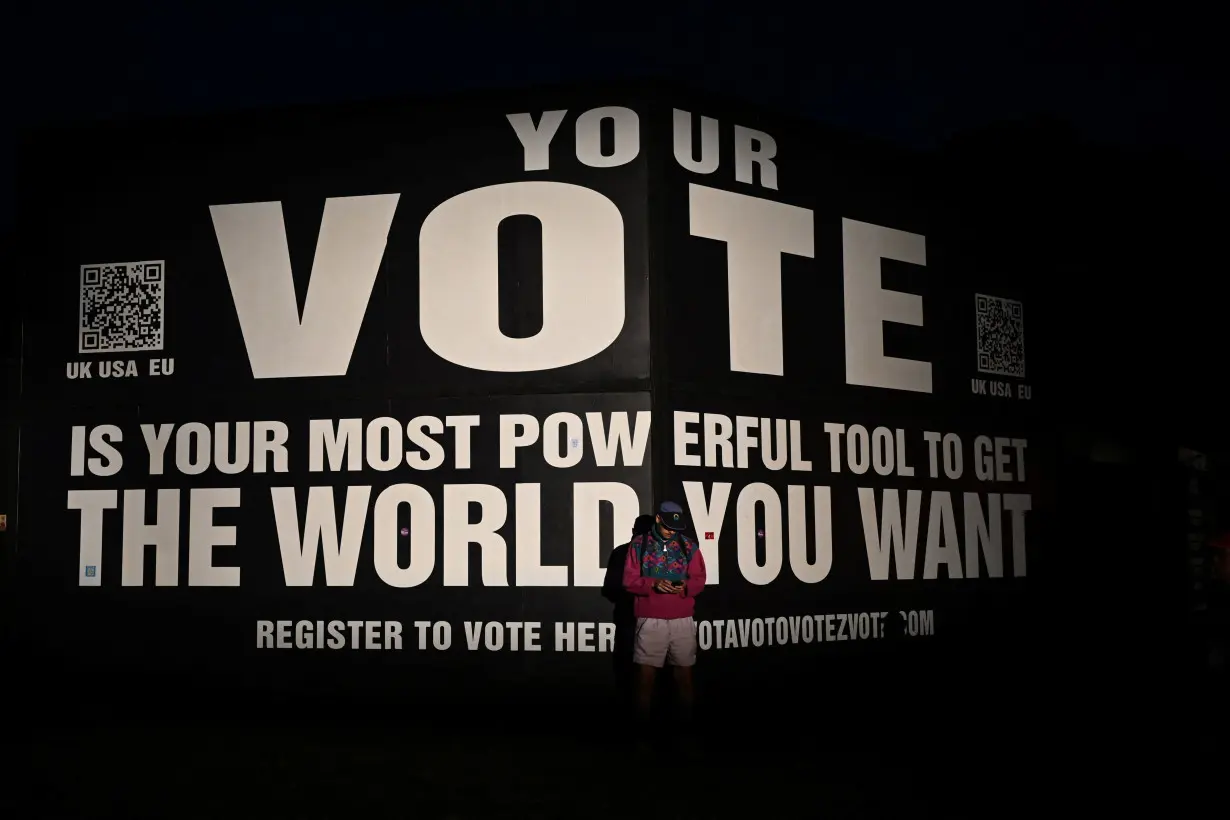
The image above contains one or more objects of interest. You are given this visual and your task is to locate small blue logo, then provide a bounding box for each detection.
[84,565,97,577]
[570,438,580,449]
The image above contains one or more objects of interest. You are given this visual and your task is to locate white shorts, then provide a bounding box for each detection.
[633,617,697,668]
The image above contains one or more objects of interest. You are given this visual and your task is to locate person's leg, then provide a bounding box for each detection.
[663,619,699,753]
[666,618,698,723]
[631,619,668,732]
[635,663,657,723]
[672,665,694,719]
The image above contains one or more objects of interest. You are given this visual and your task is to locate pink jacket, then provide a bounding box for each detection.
[622,539,707,620]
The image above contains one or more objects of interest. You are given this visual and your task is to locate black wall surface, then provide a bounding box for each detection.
[7,84,1096,725]
[645,95,1049,710]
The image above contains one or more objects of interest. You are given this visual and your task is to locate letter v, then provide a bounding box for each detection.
[209,194,400,379]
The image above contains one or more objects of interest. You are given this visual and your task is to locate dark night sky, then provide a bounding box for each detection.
[3,1,1224,231]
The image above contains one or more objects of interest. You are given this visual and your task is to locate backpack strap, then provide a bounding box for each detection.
[679,534,696,564]
[633,533,648,569]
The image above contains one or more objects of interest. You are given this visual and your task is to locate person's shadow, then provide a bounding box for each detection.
[602,514,655,725]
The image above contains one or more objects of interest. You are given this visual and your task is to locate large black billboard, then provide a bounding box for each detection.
[11,86,1047,712]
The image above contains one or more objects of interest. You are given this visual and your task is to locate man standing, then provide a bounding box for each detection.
[622,500,707,735]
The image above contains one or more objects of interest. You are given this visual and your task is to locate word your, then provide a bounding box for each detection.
[506,107,779,189]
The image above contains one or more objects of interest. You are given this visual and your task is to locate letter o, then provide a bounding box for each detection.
[366,417,402,472]
[176,422,212,475]
[419,182,626,373]
[942,433,963,479]
[735,482,783,585]
[432,621,452,650]
[751,618,765,647]
[574,106,641,168]
[542,412,584,468]
[871,426,895,476]
[846,425,870,474]
[372,484,436,587]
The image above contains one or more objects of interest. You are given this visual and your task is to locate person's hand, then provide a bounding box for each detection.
[674,581,687,596]
[654,580,675,594]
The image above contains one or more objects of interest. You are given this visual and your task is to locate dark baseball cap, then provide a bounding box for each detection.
[657,501,689,531]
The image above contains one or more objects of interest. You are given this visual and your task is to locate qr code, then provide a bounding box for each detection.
[975,294,1025,378]
[79,261,166,354]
